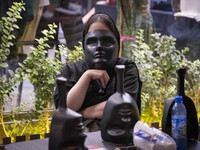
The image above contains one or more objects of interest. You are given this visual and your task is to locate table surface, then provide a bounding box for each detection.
[5,131,200,150]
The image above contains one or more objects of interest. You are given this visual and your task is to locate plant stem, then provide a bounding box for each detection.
[20,121,30,136]
[0,107,9,137]
[45,107,49,133]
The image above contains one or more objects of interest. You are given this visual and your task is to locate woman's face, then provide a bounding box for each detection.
[84,22,118,70]
[88,21,110,32]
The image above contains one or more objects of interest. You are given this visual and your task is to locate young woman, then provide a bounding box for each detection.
[54,13,141,131]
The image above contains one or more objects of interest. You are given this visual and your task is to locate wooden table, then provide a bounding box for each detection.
[4,131,200,150]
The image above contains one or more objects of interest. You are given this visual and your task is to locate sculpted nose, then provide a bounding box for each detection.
[96,41,103,51]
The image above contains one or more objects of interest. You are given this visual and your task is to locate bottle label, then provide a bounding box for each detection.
[171,115,187,138]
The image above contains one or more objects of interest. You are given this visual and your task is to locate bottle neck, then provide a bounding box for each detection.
[175,96,183,103]
[115,65,125,93]
[176,68,186,96]
[57,77,67,108]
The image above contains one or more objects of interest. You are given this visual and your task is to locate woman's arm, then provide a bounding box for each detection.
[67,69,109,111]
[81,101,107,119]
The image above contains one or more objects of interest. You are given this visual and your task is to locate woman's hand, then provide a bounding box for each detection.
[85,69,110,88]
[67,69,109,111]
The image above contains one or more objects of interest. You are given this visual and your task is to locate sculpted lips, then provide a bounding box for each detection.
[95,52,105,58]
[74,122,84,132]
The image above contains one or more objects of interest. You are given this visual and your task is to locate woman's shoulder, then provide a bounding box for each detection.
[116,57,139,75]
[61,59,87,77]
[116,57,137,66]
[64,59,87,71]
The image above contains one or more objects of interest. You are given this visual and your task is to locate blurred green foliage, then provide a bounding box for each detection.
[130,29,200,124]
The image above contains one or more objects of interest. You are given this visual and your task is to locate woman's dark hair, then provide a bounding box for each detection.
[82,13,120,51]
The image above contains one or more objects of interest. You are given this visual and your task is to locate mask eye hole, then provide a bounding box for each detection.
[86,37,97,46]
[102,37,115,46]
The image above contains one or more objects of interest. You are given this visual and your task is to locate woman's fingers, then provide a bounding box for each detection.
[86,70,110,88]
[101,71,110,88]
[100,73,106,88]
[104,71,110,84]
[96,70,108,88]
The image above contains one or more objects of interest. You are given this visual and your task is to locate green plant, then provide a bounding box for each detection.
[0,16,84,142]
[131,29,200,124]
[4,103,30,142]
[20,23,62,108]
[17,23,66,133]
[0,23,69,143]
[66,42,84,63]
[0,1,84,142]
[0,1,25,138]
[1,42,84,142]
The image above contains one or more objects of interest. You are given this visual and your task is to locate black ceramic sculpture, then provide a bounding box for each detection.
[101,65,140,144]
[49,77,88,150]
[162,68,198,140]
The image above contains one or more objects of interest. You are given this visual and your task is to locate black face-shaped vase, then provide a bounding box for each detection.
[49,108,87,150]
[162,68,198,140]
[101,65,140,144]
[49,77,88,150]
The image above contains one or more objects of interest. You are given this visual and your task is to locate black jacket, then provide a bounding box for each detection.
[54,57,142,112]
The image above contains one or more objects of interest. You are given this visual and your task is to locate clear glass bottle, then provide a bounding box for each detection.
[171,96,187,150]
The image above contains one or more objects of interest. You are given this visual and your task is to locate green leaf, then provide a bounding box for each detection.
[26,69,32,73]
[13,24,19,29]
[33,70,38,75]
[12,5,17,9]
[2,63,8,68]
[2,36,7,43]
[16,68,23,74]
[8,70,15,77]
[3,29,9,35]
[6,11,12,17]
[9,8,15,12]
[1,56,7,61]
[18,62,24,68]
[15,74,20,78]
[33,79,38,83]
[41,30,48,36]
[7,42,14,47]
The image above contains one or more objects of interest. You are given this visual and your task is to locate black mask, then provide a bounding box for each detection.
[84,30,119,70]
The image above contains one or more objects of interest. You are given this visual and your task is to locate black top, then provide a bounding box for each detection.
[54,57,142,112]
